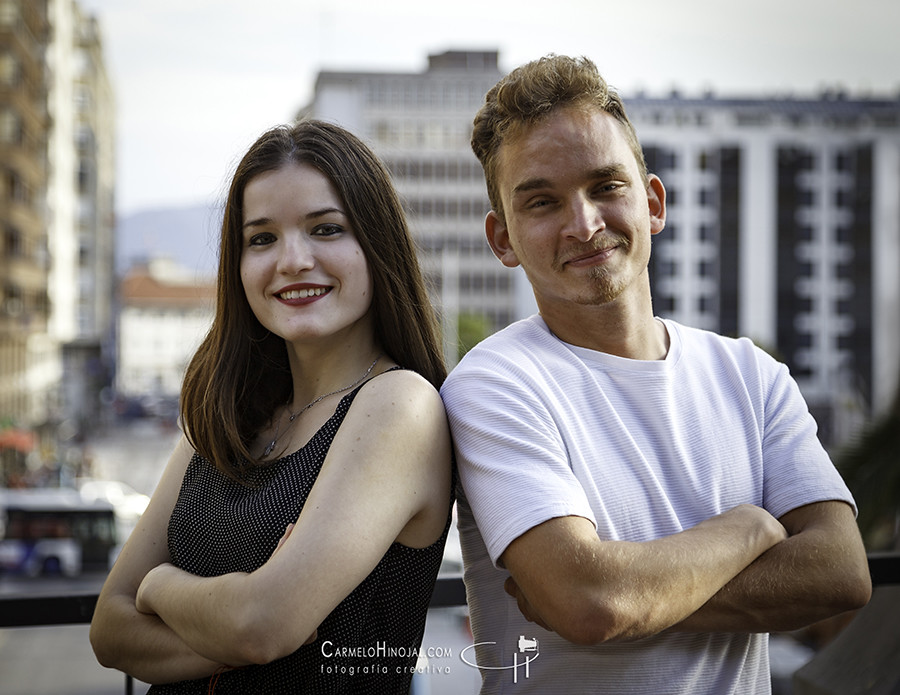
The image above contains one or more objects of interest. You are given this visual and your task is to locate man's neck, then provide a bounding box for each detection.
[540,296,669,361]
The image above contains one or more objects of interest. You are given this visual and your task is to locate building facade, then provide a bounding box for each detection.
[302,51,514,363]
[305,50,899,446]
[0,0,51,434]
[117,258,214,404]
[47,0,116,439]
[630,94,900,442]
[0,0,114,484]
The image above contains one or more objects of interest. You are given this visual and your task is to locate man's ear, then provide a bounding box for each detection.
[647,174,667,235]
[485,210,520,268]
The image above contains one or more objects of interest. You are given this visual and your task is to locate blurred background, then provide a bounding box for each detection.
[1,0,898,693]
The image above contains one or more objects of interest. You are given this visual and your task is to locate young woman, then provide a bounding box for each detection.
[90,120,453,694]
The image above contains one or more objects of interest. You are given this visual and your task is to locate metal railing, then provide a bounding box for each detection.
[0,574,467,628]
[1,554,898,694]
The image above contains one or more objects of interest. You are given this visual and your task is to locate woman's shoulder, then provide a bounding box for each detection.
[344,366,446,428]
[361,366,442,400]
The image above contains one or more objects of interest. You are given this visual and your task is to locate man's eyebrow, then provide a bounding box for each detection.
[510,165,631,197]
[511,178,553,197]
[241,207,346,231]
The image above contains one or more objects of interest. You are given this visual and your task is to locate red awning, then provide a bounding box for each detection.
[0,428,36,453]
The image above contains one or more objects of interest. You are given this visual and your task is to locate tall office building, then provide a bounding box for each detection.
[0,0,51,432]
[302,51,511,363]
[304,51,899,446]
[46,0,115,438]
[0,0,114,483]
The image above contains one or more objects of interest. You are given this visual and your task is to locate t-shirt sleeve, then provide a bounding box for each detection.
[761,358,857,518]
[441,357,597,568]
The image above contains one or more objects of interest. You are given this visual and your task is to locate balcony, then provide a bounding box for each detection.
[1,554,898,694]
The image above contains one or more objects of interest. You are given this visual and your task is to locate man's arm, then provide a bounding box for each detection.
[500,504,787,645]
[673,500,871,633]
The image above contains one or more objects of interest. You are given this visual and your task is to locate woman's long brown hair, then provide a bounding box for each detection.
[179,120,446,481]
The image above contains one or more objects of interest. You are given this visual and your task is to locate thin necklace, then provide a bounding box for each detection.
[262,355,381,458]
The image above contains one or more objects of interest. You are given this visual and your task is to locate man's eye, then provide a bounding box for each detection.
[596,182,622,195]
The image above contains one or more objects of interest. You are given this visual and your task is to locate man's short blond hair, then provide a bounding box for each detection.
[471,54,648,221]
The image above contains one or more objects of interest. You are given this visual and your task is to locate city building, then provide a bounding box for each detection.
[0,0,114,484]
[629,93,900,443]
[46,0,116,440]
[0,0,51,433]
[301,51,515,363]
[117,258,214,404]
[303,50,899,446]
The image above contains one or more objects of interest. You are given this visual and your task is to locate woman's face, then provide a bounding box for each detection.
[239,162,374,348]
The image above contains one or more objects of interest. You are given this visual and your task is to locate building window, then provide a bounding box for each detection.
[0,53,18,86]
[0,108,21,144]
[656,295,676,313]
[3,225,22,257]
[658,260,678,277]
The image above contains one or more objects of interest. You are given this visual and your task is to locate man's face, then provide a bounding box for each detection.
[486,106,666,320]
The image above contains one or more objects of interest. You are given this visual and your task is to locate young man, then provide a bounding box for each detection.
[440,55,871,694]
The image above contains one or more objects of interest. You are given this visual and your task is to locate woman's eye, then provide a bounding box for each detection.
[312,223,343,237]
[248,232,276,246]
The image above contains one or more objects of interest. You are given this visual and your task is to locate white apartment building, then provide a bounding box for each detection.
[47,0,116,435]
[117,258,215,400]
[628,94,900,443]
[304,50,900,446]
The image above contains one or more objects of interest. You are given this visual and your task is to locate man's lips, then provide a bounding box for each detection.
[564,244,618,267]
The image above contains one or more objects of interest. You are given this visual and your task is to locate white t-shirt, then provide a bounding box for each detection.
[440,315,855,695]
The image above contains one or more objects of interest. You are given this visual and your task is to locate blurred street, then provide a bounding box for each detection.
[0,419,479,695]
[0,420,175,695]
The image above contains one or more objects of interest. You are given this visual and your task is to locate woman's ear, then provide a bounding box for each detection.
[485,210,520,268]
[647,174,667,235]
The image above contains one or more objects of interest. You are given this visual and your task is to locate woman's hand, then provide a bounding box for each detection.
[136,562,174,615]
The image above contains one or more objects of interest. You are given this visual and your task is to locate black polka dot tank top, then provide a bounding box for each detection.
[147,378,451,694]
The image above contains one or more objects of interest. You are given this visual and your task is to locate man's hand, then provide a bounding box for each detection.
[504,575,552,632]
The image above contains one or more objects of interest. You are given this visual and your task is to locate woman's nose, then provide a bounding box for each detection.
[277,234,315,275]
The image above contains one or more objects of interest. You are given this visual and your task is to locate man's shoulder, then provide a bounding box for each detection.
[667,320,769,361]
[665,320,786,389]
[452,316,559,369]
[441,315,570,397]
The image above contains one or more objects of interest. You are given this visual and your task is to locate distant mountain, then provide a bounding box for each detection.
[116,204,221,277]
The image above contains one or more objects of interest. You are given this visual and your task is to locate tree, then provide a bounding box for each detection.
[835,364,900,550]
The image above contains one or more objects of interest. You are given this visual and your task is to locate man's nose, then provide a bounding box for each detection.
[565,194,605,242]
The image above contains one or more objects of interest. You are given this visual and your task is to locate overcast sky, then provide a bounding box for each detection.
[77,0,900,216]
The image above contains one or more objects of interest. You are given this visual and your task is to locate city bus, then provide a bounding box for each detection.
[0,488,117,577]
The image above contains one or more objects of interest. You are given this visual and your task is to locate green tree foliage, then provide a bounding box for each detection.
[457,313,492,362]
[836,371,900,550]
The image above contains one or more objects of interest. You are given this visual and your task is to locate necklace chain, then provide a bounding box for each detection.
[262,355,382,458]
